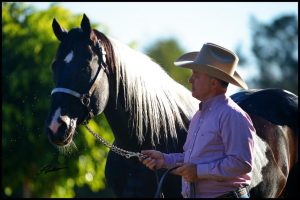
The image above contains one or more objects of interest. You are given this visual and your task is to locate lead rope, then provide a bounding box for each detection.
[84,124,182,198]
[154,166,180,198]
[84,124,147,159]
[152,146,164,198]
[85,124,166,197]
[154,169,196,198]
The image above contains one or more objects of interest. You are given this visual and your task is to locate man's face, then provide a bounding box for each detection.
[188,69,213,101]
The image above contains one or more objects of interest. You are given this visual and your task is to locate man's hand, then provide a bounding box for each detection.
[172,163,198,182]
[139,150,165,170]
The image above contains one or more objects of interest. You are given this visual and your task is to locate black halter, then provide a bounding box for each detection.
[51,39,109,124]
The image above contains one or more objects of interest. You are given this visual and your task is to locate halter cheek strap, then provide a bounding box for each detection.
[51,39,108,124]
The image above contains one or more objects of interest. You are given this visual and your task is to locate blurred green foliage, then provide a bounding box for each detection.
[2,2,115,197]
[2,2,187,198]
[145,39,191,90]
[249,15,298,95]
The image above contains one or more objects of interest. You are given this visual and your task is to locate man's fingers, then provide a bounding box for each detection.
[141,150,159,159]
[140,150,164,170]
[183,176,192,182]
[147,159,157,170]
[142,157,152,165]
[172,165,185,175]
[141,150,154,155]
[141,157,157,170]
[138,154,149,162]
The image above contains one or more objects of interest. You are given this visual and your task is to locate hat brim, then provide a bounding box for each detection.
[174,52,248,90]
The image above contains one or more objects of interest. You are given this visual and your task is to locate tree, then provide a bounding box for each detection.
[249,15,298,95]
[2,3,114,197]
[145,38,191,90]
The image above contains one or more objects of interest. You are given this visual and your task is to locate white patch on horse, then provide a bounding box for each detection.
[49,107,62,133]
[64,51,74,63]
[251,134,270,188]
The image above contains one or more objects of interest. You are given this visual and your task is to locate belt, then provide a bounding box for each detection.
[218,186,249,198]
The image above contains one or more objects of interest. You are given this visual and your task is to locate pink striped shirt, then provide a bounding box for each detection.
[163,94,256,198]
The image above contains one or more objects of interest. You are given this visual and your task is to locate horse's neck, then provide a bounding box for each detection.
[102,37,197,152]
[103,86,154,151]
[103,79,188,152]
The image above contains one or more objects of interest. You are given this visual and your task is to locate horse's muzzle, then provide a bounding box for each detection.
[46,122,75,146]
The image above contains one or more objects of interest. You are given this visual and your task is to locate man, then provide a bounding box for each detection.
[140,43,256,198]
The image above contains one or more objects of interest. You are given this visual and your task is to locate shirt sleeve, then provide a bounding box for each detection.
[197,109,255,180]
[163,152,185,169]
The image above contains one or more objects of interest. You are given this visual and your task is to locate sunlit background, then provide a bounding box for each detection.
[2,2,298,197]
[26,2,298,94]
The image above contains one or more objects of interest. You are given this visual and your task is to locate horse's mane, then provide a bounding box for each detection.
[106,37,199,146]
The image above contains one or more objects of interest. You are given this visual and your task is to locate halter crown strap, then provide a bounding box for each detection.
[87,64,105,97]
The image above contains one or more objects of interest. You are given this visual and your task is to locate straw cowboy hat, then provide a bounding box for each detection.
[174,43,248,89]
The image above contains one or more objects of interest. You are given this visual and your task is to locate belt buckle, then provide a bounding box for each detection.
[235,187,248,197]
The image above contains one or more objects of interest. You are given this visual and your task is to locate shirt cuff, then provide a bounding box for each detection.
[163,153,175,169]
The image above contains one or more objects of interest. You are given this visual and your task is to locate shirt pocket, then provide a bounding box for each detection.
[202,128,222,146]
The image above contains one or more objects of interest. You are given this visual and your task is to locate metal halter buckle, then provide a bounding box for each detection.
[80,94,90,106]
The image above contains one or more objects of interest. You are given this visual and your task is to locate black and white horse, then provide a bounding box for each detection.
[45,14,298,198]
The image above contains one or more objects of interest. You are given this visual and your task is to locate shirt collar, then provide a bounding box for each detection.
[199,93,227,111]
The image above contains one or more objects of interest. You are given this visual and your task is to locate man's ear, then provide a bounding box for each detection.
[210,78,219,88]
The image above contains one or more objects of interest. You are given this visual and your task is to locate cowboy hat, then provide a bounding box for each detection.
[174,43,248,89]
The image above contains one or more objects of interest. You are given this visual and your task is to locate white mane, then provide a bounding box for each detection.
[108,37,199,146]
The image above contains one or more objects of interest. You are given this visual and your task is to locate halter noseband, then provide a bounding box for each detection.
[51,40,108,124]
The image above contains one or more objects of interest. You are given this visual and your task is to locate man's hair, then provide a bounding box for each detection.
[217,79,229,88]
[209,75,229,88]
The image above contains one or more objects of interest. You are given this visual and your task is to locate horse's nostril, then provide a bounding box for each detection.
[47,124,72,146]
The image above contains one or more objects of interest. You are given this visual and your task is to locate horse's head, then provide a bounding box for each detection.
[46,14,110,147]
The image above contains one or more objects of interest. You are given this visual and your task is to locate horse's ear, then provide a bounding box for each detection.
[52,18,67,41]
[81,14,93,38]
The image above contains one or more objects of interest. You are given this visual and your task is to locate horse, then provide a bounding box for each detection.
[45,14,298,198]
